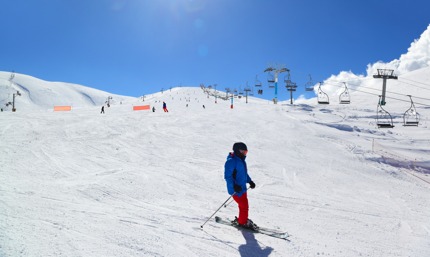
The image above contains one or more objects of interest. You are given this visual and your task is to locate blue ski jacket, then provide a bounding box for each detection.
[224,152,252,197]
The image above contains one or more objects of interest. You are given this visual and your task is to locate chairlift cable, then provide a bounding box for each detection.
[324,81,430,105]
[396,79,430,92]
[398,77,430,87]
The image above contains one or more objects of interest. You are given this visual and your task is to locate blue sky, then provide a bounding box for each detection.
[1,0,429,100]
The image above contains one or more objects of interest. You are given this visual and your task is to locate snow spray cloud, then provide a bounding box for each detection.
[319,24,430,98]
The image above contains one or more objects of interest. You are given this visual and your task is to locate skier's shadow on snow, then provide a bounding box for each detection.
[238,230,273,257]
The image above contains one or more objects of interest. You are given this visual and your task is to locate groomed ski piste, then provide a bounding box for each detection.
[1,68,429,257]
[1,27,430,257]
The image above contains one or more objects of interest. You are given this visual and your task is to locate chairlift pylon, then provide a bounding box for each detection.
[305,74,314,91]
[403,95,419,126]
[317,82,329,104]
[376,95,394,128]
[339,82,351,104]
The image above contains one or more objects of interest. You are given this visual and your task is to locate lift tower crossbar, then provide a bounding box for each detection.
[264,66,288,104]
[373,69,397,106]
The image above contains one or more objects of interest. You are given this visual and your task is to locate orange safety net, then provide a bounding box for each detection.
[133,105,150,111]
[54,106,72,111]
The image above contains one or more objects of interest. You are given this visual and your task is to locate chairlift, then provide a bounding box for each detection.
[317,82,329,104]
[339,82,351,104]
[268,82,275,88]
[305,74,314,91]
[403,95,419,126]
[255,75,262,87]
[267,72,275,83]
[376,95,394,128]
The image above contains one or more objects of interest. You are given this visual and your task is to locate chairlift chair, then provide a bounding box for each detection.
[317,83,329,104]
[403,95,419,126]
[376,95,394,128]
[284,73,291,84]
[267,72,275,83]
[339,82,351,104]
[255,75,262,87]
[305,74,314,91]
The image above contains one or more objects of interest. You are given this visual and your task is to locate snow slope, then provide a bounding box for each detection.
[1,68,430,256]
[0,72,136,111]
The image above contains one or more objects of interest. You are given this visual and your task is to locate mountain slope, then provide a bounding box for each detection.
[1,73,429,256]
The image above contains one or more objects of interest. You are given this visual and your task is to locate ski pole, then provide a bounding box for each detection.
[224,198,234,208]
[200,193,236,229]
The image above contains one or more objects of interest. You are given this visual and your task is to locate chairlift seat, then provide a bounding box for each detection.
[404,121,419,126]
[377,123,395,128]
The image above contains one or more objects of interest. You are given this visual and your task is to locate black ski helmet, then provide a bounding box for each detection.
[233,142,247,154]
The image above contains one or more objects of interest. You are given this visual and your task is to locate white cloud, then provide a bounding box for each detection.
[320,24,430,97]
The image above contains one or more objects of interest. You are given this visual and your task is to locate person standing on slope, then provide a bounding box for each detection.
[224,142,257,229]
[163,101,169,112]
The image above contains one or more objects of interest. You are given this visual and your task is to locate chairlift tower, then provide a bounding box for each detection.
[373,69,397,106]
[244,82,252,104]
[225,88,231,100]
[106,96,113,107]
[214,84,218,103]
[6,91,21,112]
[264,66,288,104]
[284,70,297,104]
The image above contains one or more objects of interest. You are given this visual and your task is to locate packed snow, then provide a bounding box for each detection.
[1,64,430,257]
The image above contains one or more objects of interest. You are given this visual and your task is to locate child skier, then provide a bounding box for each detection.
[224,142,257,230]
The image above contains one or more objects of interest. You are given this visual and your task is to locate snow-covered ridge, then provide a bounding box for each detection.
[0,71,137,111]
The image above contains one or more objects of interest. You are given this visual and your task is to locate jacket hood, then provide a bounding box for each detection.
[227,152,246,161]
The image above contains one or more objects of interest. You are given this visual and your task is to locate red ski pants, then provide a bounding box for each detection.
[233,192,249,225]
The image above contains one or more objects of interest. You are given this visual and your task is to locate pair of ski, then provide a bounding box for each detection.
[215,216,290,241]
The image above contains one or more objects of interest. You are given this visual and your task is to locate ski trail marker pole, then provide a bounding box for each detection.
[200,193,235,229]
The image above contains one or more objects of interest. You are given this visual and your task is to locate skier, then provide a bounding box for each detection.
[152,106,155,112]
[100,106,105,114]
[224,142,257,229]
[163,101,169,112]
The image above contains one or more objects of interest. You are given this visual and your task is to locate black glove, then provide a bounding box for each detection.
[249,181,256,189]
[234,184,242,193]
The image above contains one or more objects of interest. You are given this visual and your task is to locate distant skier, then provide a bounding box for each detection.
[100,106,105,114]
[163,101,169,112]
[224,142,257,230]
[203,105,205,109]
[152,106,155,112]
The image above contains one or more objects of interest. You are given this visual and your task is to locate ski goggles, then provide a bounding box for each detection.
[239,149,248,156]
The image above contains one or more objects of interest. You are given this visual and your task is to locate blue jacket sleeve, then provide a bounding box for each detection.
[224,159,236,195]
[247,174,252,183]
